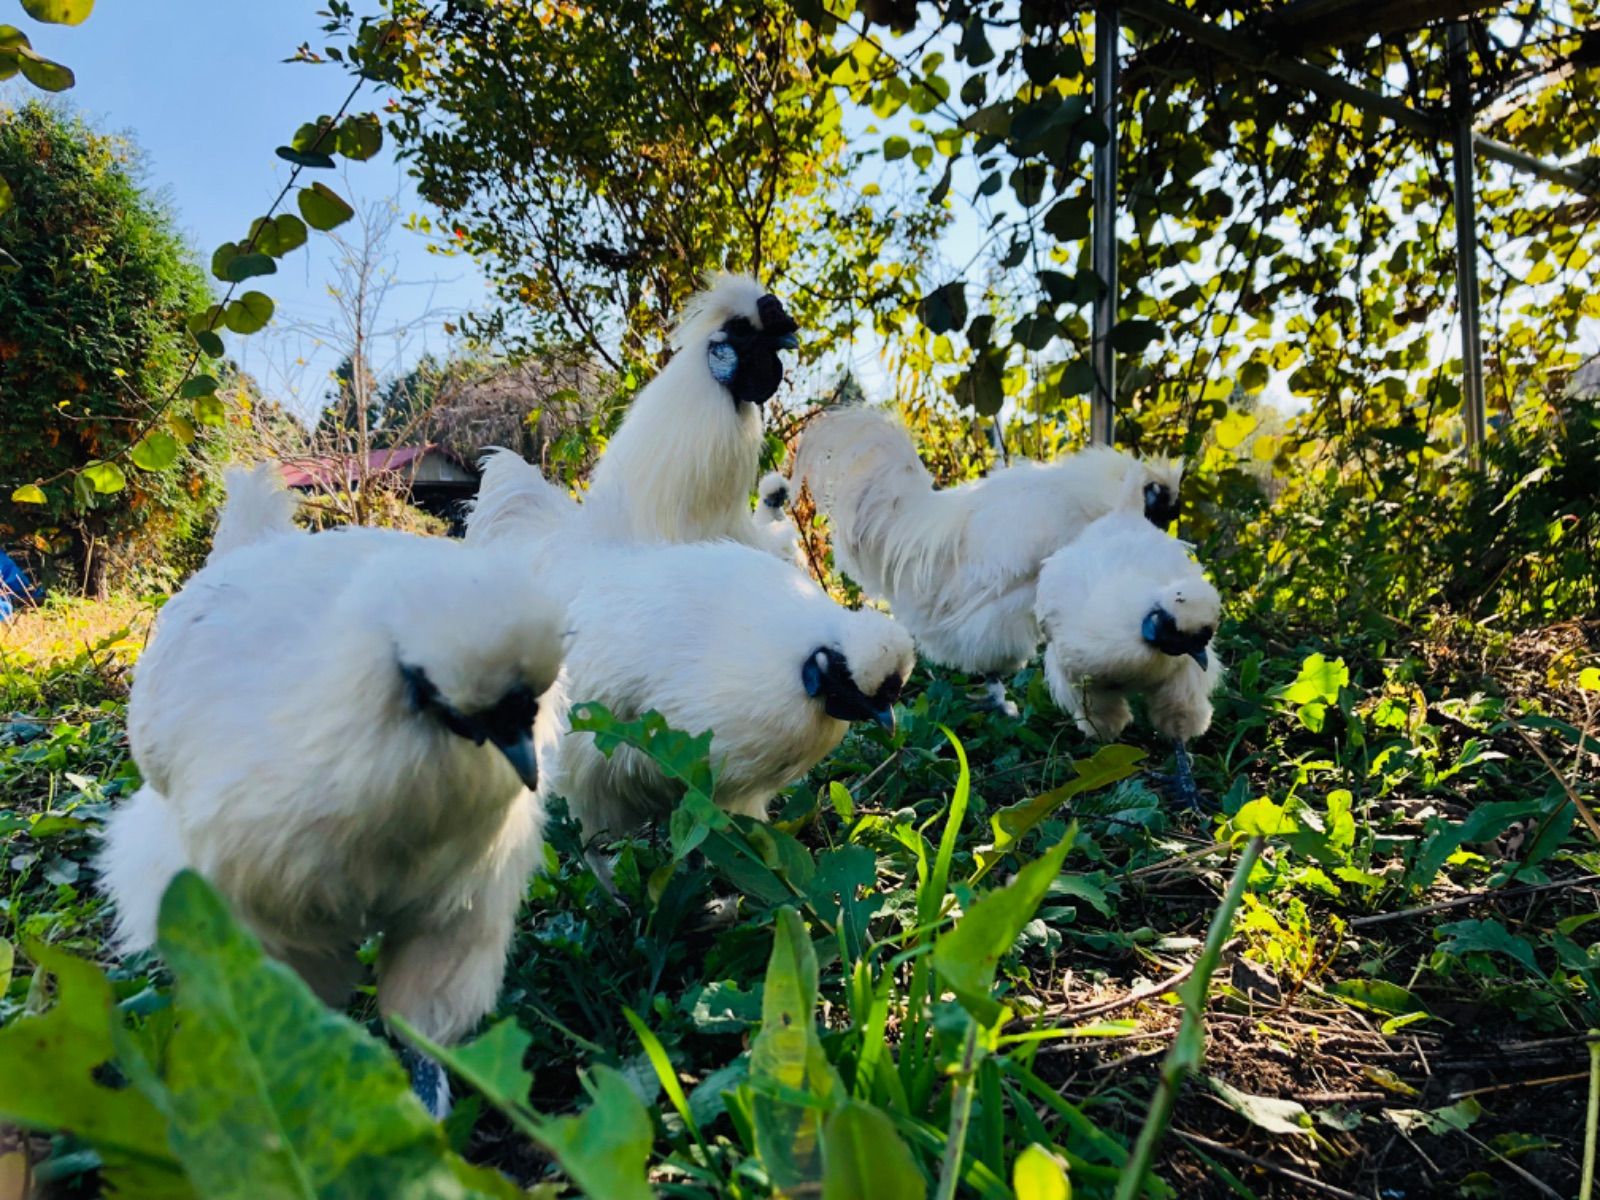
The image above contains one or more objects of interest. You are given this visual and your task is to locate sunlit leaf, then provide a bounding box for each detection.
[1013,1144,1071,1200]
[821,1101,925,1200]
[11,484,46,504]
[129,432,180,472]
[20,0,94,25]
[81,460,126,494]
[298,182,355,231]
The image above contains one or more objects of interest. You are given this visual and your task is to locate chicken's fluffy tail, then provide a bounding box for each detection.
[466,449,575,546]
[210,463,299,563]
[97,786,189,955]
[793,407,949,597]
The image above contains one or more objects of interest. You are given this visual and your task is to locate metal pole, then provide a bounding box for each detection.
[1091,2,1119,446]
[1448,22,1487,455]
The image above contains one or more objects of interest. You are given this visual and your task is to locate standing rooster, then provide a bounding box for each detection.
[793,407,1182,714]
[585,274,799,545]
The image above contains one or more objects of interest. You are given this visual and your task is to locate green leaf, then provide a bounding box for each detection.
[1329,978,1423,1017]
[623,1007,700,1139]
[440,1019,535,1106]
[1213,409,1258,450]
[16,45,74,91]
[1108,319,1161,355]
[1013,1144,1071,1200]
[223,291,274,335]
[934,828,1076,1026]
[0,175,12,216]
[1436,918,1541,975]
[884,135,911,161]
[20,0,94,25]
[0,942,189,1196]
[194,395,226,427]
[1280,653,1348,706]
[0,939,10,994]
[1206,1076,1311,1136]
[298,182,355,231]
[223,252,277,283]
[130,432,181,472]
[179,374,219,399]
[336,113,383,161]
[210,240,239,280]
[81,460,126,494]
[750,908,844,1190]
[828,780,854,822]
[1043,195,1091,242]
[249,214,308,257]
[11,484,46,504]
[276,145,337,170]
[193,329,225,358]
[154,871,522,1199]
[821,1100,925,1200]
[918,281,967,334]
[974,745,1142,882]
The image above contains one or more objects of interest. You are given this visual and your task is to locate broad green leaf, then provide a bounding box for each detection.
[1013,1143,1071,1200]
[193,328,225,357]
[130,432,180,472]
[82,460,126,494]
[820,1100,925,1200]
[533,1067,656,1200]
[298,182,355,231]
[17,45,73,91]
[194,395,226,426]
[168,413,197,445]
[828,780,854,821]
[750,908,844,1189]
[336,113,383,160]
[1206,1076,1311,1136]
[917,281,967,334]
[934,829,1075,1026]
[1436,918,1541,974]
[249,213,308,257]
[975,745,1142,882]
[0,175,12,216]
[210,240,239,280]
[223,252,276,283]
[884,135,911,161]
[11,484,46,504]
[438,1018,535,1106]
[20,0,94,24]
[1213,409,1258,450]
[1329,978,1423,1017]
[1280,653,1348,705]
[275,146,337,170]
[223,291,274,335]
[179,374,218,399]
[1230,796,1298,839]
[154,871,522,1199]
[1108,318,1161,355]
[0,942,189,1196]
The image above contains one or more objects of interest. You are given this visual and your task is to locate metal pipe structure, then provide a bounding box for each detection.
[1091,2,1120,446]
[1448,22,1487,454]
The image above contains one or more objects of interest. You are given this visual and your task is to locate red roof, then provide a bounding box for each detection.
[278,445,450,490]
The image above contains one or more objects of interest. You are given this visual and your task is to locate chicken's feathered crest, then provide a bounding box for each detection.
[209,462,299,563]
[467,448,576,546]
[670,273,772,351]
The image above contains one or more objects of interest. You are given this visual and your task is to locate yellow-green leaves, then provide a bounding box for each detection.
[934,829,1076,1028]
[80,460,126,494]
[0,174,12,216]
[20,0,94,25]
[222,290,274,334]
[1014,1144,1072,1200]
[298,181,356,231]
[130,431,181,472]
[0,25,73,90]
[10,484,46,504]
[821,1102,926,1200]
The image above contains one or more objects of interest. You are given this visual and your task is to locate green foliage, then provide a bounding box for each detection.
[0,102,221,592]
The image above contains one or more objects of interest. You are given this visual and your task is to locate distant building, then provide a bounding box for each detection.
[278,445,480,534]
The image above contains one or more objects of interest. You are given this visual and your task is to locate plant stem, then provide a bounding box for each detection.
[1582,1032,1600,1200]
[933,1019,982,1200]
[1112,835,1263,1200]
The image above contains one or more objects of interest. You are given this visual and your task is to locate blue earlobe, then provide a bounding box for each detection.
[1141,611,1161,645]
[801,656,824,697]
[708,341,739,384]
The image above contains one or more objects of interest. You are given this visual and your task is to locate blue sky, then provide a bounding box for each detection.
[2,1,487,420]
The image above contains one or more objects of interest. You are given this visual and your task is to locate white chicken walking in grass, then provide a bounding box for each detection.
[584,273,799,546]
[467,451,915,843]
[98,464,568,1116]
[1034,484,1222,807]
[792,406,1184,715]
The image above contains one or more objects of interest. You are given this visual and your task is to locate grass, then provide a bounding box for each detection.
[2,413,1599,1196]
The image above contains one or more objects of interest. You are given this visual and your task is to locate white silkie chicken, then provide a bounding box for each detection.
[750,469,804,568]
[792,406,1183,715]
[583,274,799,546]
[1034,486,1222,806]
[467,451,916,843]
[98,465,568,1115]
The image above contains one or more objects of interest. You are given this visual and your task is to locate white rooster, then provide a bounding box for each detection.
[792,406,1183,714]
[1035,489,1222,805]
[98,464,568,1115]
[584,274,799,546]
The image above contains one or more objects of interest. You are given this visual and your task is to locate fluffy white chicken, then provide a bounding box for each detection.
[1034,489,1222,804]
[467,451,915,842]
[750,469,804,567]
[98,465,567,1114]
[792,406,1183,714]
[584,274,799,546]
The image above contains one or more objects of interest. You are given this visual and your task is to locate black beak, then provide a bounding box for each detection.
[1189,647,1209,670]
[492,733,539,790]
[872,704,896,733]
[775,331,799,350]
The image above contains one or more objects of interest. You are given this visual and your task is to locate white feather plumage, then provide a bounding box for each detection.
[583,274,781,547]
[99,465,568,1046]
[1035,506,1221,742]
[793,407,1184,681]
[208,462,300,562]
[750,470,803,567]
[548,539,915,840]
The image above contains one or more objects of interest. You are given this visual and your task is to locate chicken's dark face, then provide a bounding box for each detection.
[1143,481,1180,529]
[801,646,901,731]
[401,663,541,787]
[1139,609,1213,670]
[707,293,800,408]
